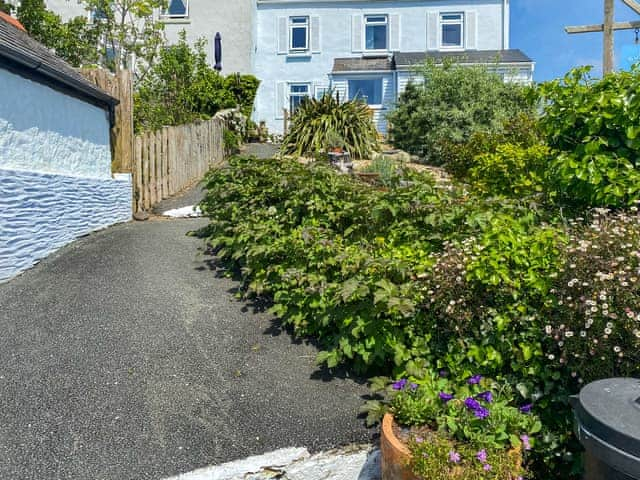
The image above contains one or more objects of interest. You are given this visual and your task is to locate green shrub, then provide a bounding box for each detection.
[361,156,403,187]
[224,73,261,118]
[200,156,640,478]
[442,113,542,180]
[134,32,259,133]
[223,128,241,154]
[468,143,553,198]
[538,66,640,207]
[281,93,379,159]
[388,61,533,165]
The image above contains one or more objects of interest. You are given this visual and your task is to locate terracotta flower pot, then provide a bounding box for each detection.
[381,413,419,480]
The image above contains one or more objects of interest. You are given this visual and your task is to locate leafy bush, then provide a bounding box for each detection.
[201,155,640,478]
[442,113,542,180]
[281,93,378,159]
[361,156,404,187]
[538,66,640,207]
[468,143,552,197]
[224,73,260,119]
[364,373,539,479]
[388,61,533,165]
[223,128,241,155]
[134,32,259,133]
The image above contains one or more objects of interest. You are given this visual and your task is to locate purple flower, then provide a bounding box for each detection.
[476,449,488,463]
[392,379,408,391]
[520,403,533,414]
[476,391,493,403]
[464,397,482,411]
[439,392,454,403]
[483,463,492,471]
[439,369,448,378]
[473,406,490,419]
[521,434,532,451]
[467,374,483,385]
[448,450,461,463]
[415,436,424,444]
[409,383,418,391]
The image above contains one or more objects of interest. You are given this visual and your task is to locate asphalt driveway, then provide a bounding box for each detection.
[0,214,371,479]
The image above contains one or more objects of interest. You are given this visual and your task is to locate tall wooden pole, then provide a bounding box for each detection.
[604,0,615,74]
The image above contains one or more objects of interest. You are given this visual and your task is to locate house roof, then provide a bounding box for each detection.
[394,49,533,68]
[0,14,118,110]
[0,11,26,31]
[332,56,395,73]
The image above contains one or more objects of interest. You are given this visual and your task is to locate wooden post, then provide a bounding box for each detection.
[604,0,615,74]
[134,135,143,213]
[161,127,169,199]
[142,132,150,211]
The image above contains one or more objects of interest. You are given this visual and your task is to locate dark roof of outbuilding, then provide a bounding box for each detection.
[0,14,117,109]
[394,49,533,67]
[332,56,395,73]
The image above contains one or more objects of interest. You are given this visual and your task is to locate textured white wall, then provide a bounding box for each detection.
[0,69,112,179]
[0,169,132,281]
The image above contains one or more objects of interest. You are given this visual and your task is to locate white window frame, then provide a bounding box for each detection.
[347,76,384,109]
[440,12,464,50]
[364,14,388,52]
[162,0,189,19]
[289,83,311,113]
[289,16,309,52]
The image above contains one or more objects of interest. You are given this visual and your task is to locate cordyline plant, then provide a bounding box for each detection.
[281,92,379,159]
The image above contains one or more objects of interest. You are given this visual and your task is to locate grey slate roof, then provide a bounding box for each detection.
[0,16,117,108]
[332,56,395,73]
[394,49,533,68]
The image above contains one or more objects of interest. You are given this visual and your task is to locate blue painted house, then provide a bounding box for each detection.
[254,0,534,134]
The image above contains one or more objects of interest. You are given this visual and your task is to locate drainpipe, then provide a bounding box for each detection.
[503,0,510,50]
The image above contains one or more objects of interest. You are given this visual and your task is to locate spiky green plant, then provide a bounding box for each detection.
[281,93,379,159]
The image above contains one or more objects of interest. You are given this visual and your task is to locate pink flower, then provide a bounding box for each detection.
[448,450,461,463]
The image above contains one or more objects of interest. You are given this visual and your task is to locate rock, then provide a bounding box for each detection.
[133,210,150,221]
[372,150,411,163]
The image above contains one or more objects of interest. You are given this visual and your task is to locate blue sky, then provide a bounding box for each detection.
[511,0,640,81]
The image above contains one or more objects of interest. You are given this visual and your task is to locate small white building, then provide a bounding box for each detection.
[253,0,535,134]
[0,13,131,281]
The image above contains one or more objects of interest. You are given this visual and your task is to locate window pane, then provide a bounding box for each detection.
[168,0,187,15]
[290,85,309,94]
[366,24,387,50]
[442,24,462,47]
[441,14,462,21]
[291,27,307,49]
[348,79,383,105]
[291,17,307,24]
[366,16,387,24]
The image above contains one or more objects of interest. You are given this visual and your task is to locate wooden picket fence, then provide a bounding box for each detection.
[133,116,226,213]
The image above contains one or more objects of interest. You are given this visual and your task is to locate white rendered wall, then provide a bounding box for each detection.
[254,0,506,133]
[0,69,112,178]
[161,0,255,74]
[0,68,131,282]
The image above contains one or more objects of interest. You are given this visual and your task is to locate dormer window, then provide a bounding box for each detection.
[163,0,188,18]
[440,13,464,49]
[365,15,388,51]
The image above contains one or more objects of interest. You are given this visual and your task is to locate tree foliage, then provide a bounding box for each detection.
[0,0,13,14]
[17,0,100,67]
[82,0,166,79]
[134,32,259,132]
[388,60,533,164]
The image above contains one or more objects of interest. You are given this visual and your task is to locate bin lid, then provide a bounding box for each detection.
[571,378,640,458]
